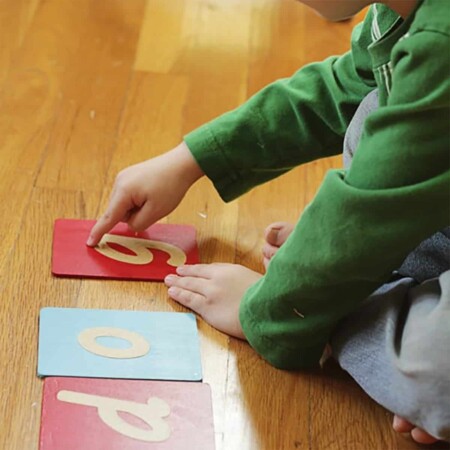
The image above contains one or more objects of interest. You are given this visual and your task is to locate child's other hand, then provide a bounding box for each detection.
[87,142,204,247]
[164,263,262,339]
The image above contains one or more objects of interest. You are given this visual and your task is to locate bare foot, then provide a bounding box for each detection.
[164,263,262,339]
[393,415,439,444]
[262,222,294,270]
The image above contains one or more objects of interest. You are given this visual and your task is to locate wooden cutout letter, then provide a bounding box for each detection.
[95,234,187,266]
[57,390,171,442]
[78,327,150,359]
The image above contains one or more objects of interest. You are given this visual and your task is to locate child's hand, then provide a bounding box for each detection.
[87,142,204,247]
[164,263,263,339]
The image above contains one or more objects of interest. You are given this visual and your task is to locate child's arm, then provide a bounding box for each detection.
[237,27,450,369]
[175,5,449,370]
[89,9,377,245]
[184,8,382,202]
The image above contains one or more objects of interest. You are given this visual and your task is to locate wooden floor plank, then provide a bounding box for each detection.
[0,187,99,449]
[0,0,92,272]
[0,1,437,449]
[309,363,423,450]
[134,0,187,73]
[0,0,41,87]
[35,0,146,192]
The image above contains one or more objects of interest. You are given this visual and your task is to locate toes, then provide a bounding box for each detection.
[276,223,295,245]
[411,428,438,445]
[393,415,414,433]
[262,223,294,268]
[262,243,278,260]
[262,225,293,269]
[264,222,294,246]
[392,416,439,445]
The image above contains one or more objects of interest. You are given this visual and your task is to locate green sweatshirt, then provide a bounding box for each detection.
[185,0,450,369]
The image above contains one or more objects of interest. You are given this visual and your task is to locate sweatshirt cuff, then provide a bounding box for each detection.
[184,123,242,202]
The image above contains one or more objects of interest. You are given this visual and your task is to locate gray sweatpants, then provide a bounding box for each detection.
[331,90,450,441]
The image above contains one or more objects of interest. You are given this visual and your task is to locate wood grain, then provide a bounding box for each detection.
[0,1,438,450]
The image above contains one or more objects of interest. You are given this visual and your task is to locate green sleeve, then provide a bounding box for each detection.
[184,11,377,202]
[239,30,450,369]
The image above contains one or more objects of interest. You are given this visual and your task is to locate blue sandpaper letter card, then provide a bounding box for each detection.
[38,307,202,381]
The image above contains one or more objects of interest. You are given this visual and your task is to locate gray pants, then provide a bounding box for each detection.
[331,90,450,441]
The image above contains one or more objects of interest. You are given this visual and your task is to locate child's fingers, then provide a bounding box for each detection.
[127,201,157,232]
[167,286,206,313]
[164,274,209,296]
[87,192,134,246]
[176,264,215,279]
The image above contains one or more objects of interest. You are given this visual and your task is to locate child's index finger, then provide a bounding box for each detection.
[86,216,113,247]
[86,192,134,247]
[86,209,124,247]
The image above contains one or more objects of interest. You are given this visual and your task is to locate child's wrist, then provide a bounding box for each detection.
[171,141,205,187]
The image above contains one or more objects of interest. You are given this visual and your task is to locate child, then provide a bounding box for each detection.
[87,0,449,443]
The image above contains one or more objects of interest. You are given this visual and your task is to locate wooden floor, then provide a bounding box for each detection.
[0,1,436,449]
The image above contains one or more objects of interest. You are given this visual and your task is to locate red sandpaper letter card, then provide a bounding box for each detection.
[52,219,199,281]
[39,377,215,450]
